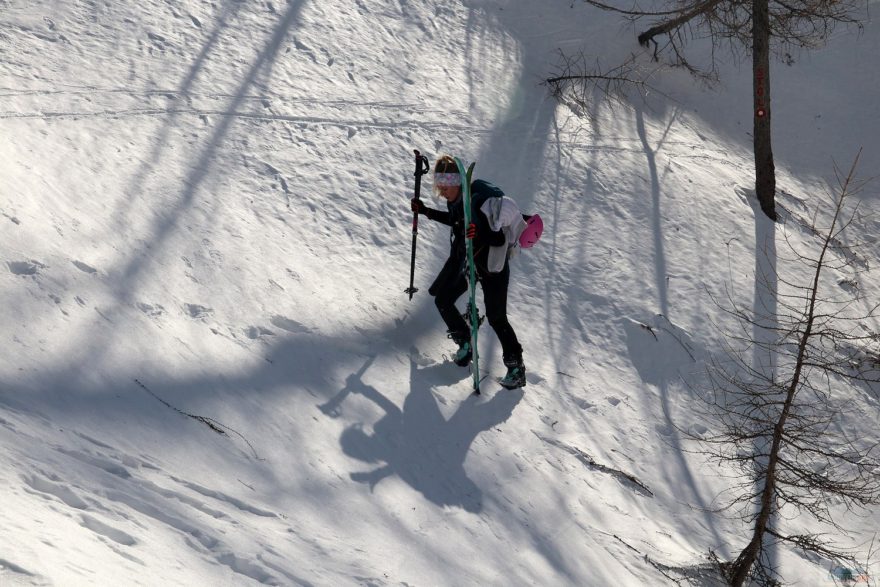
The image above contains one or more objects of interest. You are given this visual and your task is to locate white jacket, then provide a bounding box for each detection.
[480,196,528,273]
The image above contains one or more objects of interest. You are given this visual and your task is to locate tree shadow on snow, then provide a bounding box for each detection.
[322,351,524,513]
[623,314,730,558]
[109,0,309,307]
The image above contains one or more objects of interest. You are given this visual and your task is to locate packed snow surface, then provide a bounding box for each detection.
[1,0,878,585]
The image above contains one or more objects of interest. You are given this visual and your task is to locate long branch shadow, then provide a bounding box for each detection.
[624,314,730,557]
[323,351,523,513]
[0,326,428,483]
[461,6,560,369]
[0,328,442,584]
[626,105,728,553]
[66,0,313,400]
[111,0,307,303]
[111,0,248,231]
[634,105,676,317]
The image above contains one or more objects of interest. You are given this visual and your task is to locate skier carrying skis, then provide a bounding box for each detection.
[410,155,526,389]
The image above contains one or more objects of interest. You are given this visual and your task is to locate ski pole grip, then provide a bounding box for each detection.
[412,150,430,204]
[413,150,429,185]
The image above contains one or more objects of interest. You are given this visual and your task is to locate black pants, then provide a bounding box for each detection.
[429,256,523,362]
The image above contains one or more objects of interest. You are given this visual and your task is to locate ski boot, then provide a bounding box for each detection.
[499,356,526,389]
[447,331,472,367]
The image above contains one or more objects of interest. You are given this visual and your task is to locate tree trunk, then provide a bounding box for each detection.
[752,0,777,221]
[728,4,779,585]
[728,437,778,587]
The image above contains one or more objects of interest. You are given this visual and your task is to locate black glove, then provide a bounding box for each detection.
[411,197,428,215]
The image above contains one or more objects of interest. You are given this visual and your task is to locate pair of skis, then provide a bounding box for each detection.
[455,157,481,395]
[405,151,481,395]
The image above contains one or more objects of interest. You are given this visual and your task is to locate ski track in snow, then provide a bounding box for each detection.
[0,85,722,163]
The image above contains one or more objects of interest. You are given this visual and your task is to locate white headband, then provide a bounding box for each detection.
[434,172,461,187]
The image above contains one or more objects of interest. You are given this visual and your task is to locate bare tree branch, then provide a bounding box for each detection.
[691,154,880,585]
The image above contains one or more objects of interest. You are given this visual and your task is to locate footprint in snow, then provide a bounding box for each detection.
[136,302,165,317]
[7,260,47,276]
[55,447,132,479]
[293,37,318,63]
[80,514,137,546]
[184,303,213,319]
[22,474,89,509]
[655,424,674,437]
[690,423,709,437]
[0,558,42,583]
[269,315,310,333]
[72,260,98,274]
[573,398,595,410]
[244,325,275,339]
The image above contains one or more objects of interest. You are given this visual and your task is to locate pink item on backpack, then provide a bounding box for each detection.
[519,214,543,248]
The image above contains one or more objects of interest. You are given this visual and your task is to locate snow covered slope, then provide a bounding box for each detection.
[1,0,878,585]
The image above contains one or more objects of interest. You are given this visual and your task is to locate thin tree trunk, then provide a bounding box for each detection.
[729,130,844,587]
[729,8,781,583]
[752,0,777,221]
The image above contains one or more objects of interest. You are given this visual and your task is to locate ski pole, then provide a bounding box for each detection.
[405,149,430,300]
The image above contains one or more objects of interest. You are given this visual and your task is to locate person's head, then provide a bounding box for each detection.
[433,155,462,203]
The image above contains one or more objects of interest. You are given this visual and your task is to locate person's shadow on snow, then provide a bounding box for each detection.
[321,350,523,513]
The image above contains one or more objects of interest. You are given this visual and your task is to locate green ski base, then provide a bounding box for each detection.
[453,157,479,395]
